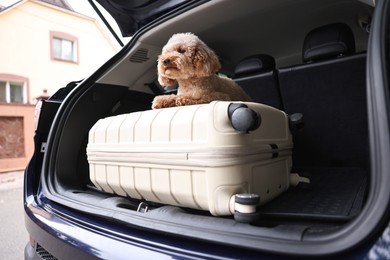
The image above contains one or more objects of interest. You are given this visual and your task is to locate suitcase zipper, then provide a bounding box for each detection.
[87,144,292,167]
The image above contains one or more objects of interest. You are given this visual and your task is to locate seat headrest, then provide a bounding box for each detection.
[303,23,355,63]
[234,54,275,78]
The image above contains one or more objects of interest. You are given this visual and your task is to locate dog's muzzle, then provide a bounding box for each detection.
[161,57,178,71]
[163,59,171,67]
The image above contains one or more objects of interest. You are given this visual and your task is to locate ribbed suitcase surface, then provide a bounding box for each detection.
[87,101,293,216]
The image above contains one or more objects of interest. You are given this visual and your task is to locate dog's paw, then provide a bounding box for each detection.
[151,98,163,109]
[152,95,177,109]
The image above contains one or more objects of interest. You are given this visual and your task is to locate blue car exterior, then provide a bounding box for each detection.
[22,179,390,258]
[24,0,390,259]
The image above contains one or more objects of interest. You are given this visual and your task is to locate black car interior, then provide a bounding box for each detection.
[232,23,368,222]
[233,54,284,110]
[47,18,370,247]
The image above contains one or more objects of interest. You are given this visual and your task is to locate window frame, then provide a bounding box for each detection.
[50,31,79,64]
[0,74,29,104]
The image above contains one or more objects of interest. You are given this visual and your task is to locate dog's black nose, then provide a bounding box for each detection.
[163,59,170,66]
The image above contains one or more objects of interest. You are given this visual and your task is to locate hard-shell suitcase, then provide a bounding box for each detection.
[87,101,303,219]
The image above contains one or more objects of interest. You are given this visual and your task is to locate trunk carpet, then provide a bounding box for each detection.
[258,167,367,221]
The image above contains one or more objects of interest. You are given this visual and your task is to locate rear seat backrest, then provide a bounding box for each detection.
[302,23,356,63]
[278,23,368,169]
[233,54,283,110]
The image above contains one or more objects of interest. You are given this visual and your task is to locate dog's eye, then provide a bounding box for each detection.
[177,48,186,54]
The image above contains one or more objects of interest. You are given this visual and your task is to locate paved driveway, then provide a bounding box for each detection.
[0,171,28,260]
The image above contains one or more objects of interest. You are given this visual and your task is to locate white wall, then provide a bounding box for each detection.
[0,0,118,103]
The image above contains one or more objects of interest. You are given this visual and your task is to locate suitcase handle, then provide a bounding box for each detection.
[228,103,261,133]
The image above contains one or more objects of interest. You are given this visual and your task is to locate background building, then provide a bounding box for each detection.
[0,0,118,172]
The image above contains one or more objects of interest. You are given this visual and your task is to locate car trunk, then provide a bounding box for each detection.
[38,0,379,256]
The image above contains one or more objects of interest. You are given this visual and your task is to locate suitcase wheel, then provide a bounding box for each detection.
[288,113,304,133]
[233,193,260,223]
[228,103,261,133]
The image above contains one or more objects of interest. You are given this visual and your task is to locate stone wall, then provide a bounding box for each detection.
[0,116,25,159]
[0,104,34,172]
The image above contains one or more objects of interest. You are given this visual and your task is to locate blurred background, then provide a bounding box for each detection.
[0,1,126,258]
[0,0,126,173]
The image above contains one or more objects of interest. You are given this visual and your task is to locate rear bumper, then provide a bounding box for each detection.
[24,199,170,260]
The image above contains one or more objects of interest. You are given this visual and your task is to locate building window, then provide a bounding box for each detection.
[50,31,78,63]
[0,74,28,104]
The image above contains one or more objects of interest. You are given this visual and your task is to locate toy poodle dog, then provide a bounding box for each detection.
[152,33,251,109]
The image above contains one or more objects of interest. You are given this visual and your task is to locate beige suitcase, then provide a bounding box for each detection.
[87,101,303,219]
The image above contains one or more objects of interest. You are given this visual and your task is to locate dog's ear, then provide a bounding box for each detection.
[194,45,221,76]
[158,74,177,87]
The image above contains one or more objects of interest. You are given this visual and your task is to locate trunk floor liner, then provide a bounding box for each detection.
[258,167,367,221]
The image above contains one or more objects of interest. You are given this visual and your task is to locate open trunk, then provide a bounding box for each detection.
[35,0,389,256]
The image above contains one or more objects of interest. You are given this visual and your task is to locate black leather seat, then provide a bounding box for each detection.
[278,23,368,169]
[233,54,283,109]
